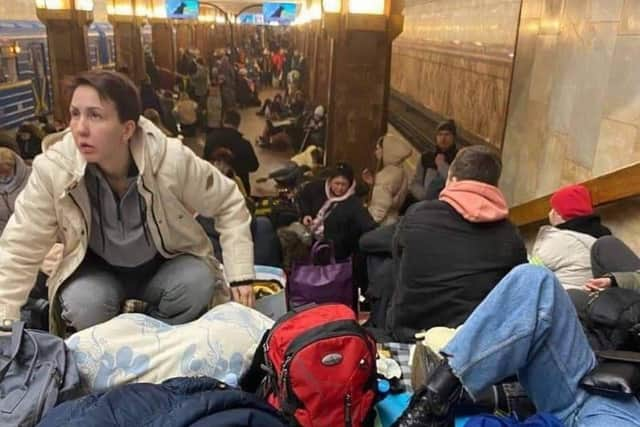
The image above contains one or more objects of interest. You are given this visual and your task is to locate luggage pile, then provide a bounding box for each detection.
[2,301,380,427]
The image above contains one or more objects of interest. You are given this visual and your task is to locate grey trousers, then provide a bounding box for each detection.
[59,254,216,332]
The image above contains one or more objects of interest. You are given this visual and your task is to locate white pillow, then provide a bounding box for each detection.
[65,302,273,392]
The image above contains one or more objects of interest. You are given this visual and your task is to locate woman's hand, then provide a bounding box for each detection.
[361,169,374,186]
[231,285,255,308]
[583,277,613,292]
[302,216,313,227]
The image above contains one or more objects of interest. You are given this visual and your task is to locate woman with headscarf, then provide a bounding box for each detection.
[298,163,376,261]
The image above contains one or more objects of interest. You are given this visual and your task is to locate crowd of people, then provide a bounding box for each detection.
[1,29,640,427]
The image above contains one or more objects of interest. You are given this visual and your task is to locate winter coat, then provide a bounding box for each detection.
[369,141,412,225]
[388,180,527,342]
[0,117,254,335]
[0,154,30,234]
[191,64,210,98]
[298,179,377,261]
[204,127,259,195]
[38,377,286,427]
[531,226,596,291]
[207,89,223,129]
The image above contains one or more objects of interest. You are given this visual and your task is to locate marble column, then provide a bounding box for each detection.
[110,16,146,84]
[195,22,212,60]
[324,11,404,175]
[175,21,195,51]
[150,19,176,88]
[36,8,93,123]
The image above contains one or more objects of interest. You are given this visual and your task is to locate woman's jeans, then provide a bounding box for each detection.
[442,264,640,427]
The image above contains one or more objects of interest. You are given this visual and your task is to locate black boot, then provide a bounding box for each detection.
[392,361,462,427]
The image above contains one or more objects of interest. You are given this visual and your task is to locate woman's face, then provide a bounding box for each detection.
[0,162,14,182]
[69,85,134,166]
[329,176,350,197]
[374,143,383,161]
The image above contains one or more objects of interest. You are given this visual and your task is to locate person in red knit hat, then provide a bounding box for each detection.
[548,184,611,238]
[532,184,611,291]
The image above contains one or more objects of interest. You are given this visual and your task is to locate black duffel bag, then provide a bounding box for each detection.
[572,287,640,351]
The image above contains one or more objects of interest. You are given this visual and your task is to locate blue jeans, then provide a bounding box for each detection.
[442,264,640,427]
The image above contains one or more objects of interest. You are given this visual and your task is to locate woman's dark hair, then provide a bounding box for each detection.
[329,162,354,185]
[449,145,502,186]
[310,147,324,165]
[68,70,141,124]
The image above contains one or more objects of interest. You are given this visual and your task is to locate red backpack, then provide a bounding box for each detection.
[260,304,377,427]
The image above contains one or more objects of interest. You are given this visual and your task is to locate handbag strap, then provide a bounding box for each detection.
[0,321,26,380]
[310,240,337,264]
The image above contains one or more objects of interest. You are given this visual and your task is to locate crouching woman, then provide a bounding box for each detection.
[0,70,255,336]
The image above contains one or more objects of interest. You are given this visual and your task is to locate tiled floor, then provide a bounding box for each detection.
[238,88,294,198]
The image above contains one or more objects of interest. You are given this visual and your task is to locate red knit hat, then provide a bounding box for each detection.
[550,185,594,220]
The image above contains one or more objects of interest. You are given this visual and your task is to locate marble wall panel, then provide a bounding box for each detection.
[536,132,568,195]
[527,35,558,104]
[620,0,640,34]
[603,36,640,124]
[591,0,624,22]
[565,22,618,168]
[592,119,640,176]
[502,0,640,223]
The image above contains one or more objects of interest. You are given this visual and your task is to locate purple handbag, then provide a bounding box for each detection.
[287,241,355,310]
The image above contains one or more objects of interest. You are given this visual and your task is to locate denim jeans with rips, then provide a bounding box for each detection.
[442,264,640,427]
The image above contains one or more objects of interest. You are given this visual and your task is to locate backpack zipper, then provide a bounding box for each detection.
[344,392,353,427]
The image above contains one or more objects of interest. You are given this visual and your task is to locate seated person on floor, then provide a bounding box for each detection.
[204,110,259,195]
[362,133,412,226]
[584,236,640,294]
[301,105,326,150]
[0,70,255,336]
[199,148,281,268]
[0,147,30,235]
[393,265,640,427]
[531,184,611,291]
[257,145,324,190]
[409,119,458,202]
[288,90,306,118]
[298,163,377,262]
[257,94,288,147]
[173,91,199,137]
[388,145,527,342]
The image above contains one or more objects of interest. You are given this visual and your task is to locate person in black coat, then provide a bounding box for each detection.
[204,110,259,195]
[298,163,377,261]
[388,146,528,342]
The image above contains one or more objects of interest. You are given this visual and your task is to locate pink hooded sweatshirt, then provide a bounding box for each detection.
[439,180,508,223]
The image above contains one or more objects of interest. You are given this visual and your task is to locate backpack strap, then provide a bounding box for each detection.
[0,321,27,380]
[240,330,270,393]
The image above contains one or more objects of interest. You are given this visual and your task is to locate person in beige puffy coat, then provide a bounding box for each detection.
[0,70,255,336]
[363,133,412,225]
